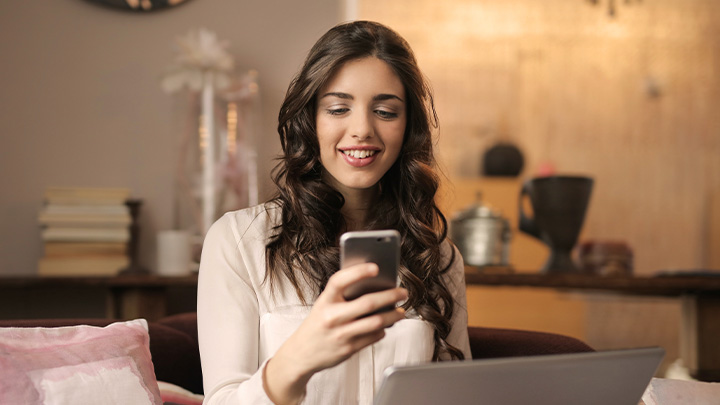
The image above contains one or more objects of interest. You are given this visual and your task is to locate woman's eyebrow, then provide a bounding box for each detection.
[319,92,353,100]
[318,92,404,103]
[373,94,404,103]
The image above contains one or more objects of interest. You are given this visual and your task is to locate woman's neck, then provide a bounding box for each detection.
[340,186,379,231]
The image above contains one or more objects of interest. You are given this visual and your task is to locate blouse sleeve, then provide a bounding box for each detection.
[197,213,275,404]
[441,243,472,361]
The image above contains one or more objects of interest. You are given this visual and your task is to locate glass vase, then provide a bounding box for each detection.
[173,70,260,263]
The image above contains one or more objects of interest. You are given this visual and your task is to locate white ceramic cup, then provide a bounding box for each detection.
[156,230,191,276]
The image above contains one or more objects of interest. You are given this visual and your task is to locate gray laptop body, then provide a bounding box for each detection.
[374,347,664,405]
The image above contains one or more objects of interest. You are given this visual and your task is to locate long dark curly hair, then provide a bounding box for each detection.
[266,20,463,361]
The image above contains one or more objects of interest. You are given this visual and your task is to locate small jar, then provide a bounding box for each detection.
[577,241,633,276]
[450,196,512,268]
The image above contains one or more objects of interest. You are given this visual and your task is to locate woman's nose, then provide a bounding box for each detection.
[350,110,373,140]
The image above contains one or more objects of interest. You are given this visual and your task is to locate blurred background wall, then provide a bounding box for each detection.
[0,0,341,275]
[357,0,720,275]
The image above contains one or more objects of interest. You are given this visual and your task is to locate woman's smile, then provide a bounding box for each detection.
[338,146,381,167]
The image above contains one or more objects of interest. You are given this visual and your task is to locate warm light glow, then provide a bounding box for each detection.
[586,0,643,18]
[226,102,238,156]
[199,114,208,168]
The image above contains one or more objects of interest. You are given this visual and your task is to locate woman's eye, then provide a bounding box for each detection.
[376,110,398,119]
[327,108,349,116]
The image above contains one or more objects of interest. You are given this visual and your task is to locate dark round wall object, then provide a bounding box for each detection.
[482,143,525,177]
[85,0,193,12]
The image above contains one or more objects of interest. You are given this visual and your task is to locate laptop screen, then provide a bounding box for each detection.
[374,347,664,405]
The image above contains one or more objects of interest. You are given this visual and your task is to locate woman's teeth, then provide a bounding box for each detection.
[342,150,377,159]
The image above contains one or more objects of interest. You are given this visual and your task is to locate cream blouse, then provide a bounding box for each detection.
[197,204,471,405]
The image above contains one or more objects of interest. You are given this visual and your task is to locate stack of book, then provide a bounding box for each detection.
[37,187,132,276]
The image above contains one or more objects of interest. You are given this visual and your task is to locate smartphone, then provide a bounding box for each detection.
[340,229,400,304]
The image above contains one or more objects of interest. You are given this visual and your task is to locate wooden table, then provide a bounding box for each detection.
[465,270,720,382]
[0,274,198,321]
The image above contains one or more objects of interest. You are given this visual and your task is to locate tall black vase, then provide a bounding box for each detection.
[519,176,594,273]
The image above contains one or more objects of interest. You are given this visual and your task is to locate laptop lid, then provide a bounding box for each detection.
[374,347,664,405]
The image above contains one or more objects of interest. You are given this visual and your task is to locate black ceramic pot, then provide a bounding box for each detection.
[482,143,525,177]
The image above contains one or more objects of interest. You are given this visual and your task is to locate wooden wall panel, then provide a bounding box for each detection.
[358,0,720,274]
[357,0,718,369]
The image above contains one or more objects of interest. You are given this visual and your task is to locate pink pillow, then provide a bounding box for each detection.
[0,319,162,404]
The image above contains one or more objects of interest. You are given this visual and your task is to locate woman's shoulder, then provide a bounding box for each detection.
[211,202,281,243]
[224,202,280,225]
[440,238,465,281]
[440,238,461,263]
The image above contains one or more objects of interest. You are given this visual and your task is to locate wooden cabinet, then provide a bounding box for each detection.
[0,275,198,321]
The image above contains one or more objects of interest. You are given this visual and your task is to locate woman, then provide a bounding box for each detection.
[198,20,470,405]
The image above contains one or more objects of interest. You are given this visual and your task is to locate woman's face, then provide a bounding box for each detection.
[315,57,406,196]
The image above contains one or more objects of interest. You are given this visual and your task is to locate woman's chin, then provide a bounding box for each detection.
[334,180,381,195]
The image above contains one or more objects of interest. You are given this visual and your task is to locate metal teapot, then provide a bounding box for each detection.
[450,194,511,268]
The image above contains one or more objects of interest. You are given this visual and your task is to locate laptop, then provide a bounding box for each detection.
[374,347,664,405]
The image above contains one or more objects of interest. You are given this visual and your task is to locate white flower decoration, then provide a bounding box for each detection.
[161,28,235,94]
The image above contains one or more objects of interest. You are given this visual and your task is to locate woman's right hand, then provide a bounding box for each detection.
[263,262,408,404]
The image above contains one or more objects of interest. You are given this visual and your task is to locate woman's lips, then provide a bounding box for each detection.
[339,149,379,167]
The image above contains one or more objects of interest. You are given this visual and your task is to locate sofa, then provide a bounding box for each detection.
[0,312,593,397]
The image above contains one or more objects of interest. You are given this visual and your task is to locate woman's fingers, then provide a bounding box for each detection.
[339,287,408,322]
[336,307,406,340]
[278,263,407,375]
[321,263,379,300]
[315,286,406,329]
[346,329,386,354]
